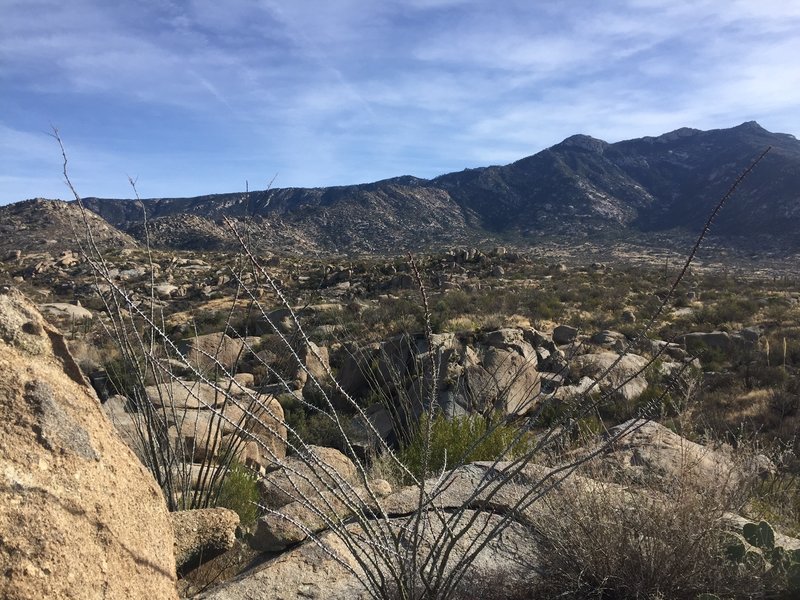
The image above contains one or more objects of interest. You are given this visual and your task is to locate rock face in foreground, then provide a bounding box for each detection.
[0,287,178,600]
[198,510,539,600]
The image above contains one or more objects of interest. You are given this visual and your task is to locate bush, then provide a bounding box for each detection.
[215,462,260,530]
[104,354,144,399]
[693,297,759,327]
[532,473,760,599]
[287,410,357,455]
[399,412,532,480]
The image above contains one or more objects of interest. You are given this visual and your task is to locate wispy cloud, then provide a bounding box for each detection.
[1,0,799,202]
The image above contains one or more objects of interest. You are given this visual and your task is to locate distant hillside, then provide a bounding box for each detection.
[9,122,800,254]
[0,199,137,255]
[430,121,800,241]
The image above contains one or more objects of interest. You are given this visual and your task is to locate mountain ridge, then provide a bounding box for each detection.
[6,121,800,254]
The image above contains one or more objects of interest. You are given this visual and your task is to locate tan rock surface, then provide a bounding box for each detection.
[466,346,541,416]
[199,510,539,600]
[180,332,248,374]
[171,508,240,574]
[592,419,752,488]
[145,379,227,409]
[0,287,178,600]
[251,480,392,552]
[258,445,359,509]
[570,351,649,402]
[39,302,94,321]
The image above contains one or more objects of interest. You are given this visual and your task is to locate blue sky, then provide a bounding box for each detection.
[2,0,799,204]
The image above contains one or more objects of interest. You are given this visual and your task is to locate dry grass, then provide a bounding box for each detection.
[697,384,800,449]
[531,468,762,600]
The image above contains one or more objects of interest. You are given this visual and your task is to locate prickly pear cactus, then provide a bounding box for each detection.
[726,520,800,595]
[742,520,775,551]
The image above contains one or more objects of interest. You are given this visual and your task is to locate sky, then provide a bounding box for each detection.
[1,0,799,204]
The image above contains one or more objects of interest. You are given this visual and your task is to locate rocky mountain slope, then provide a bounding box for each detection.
[431,121,800,242]
[0,198,137,255]
[9,122,800,254]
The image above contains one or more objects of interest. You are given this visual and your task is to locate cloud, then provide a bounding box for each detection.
[1,0,799,203]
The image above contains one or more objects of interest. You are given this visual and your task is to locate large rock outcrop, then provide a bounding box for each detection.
[591,419,773,487]
[337,329,541,430]
[179,331,249,374]
[258,445,360,509]
[569,351,649,402]
[198,510,539,600]
[0,287,178,599]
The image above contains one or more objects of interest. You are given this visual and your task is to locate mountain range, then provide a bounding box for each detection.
[5,121,800,255]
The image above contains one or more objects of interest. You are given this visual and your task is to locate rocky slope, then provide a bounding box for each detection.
[0,199,137,255]
[9,122,800,254]
[432,121,800,240]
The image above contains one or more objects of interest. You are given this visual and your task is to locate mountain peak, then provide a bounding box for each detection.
[557,134,609,153]
[734,120,766,132]
[655,127,701,142]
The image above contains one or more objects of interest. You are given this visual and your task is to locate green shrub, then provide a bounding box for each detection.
[524,290,561,321]
[215,462,260,529]
[750,474,800,538]
[104,354,145,400]
[190,310,230,336]
[693,297,759,327]
[434,290,472,317]
[399,412,531,480]
[281,392,357,456]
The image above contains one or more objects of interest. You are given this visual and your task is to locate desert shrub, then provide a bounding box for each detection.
[439,316,479,333]
[280,391,359,455]
[399,412,532,480]
[292,411,357,454]
[434,289,472,317]
[765,334,800,370]
[693,296,759,328]
[673,293,691,308]
[769,382,800,419]
[362,296,425,336]
[191,309,230,335]
[532,473,760,599]
[692,367,800,451]
[747,364,790,389]
[556,286,582,303]
[524,289,561,322]
[104,354,145,399]
[763,296,793,321]
[599,388,659,424]
[215,462,260,529]
[574,413,605,439]
[694,341,738,371]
